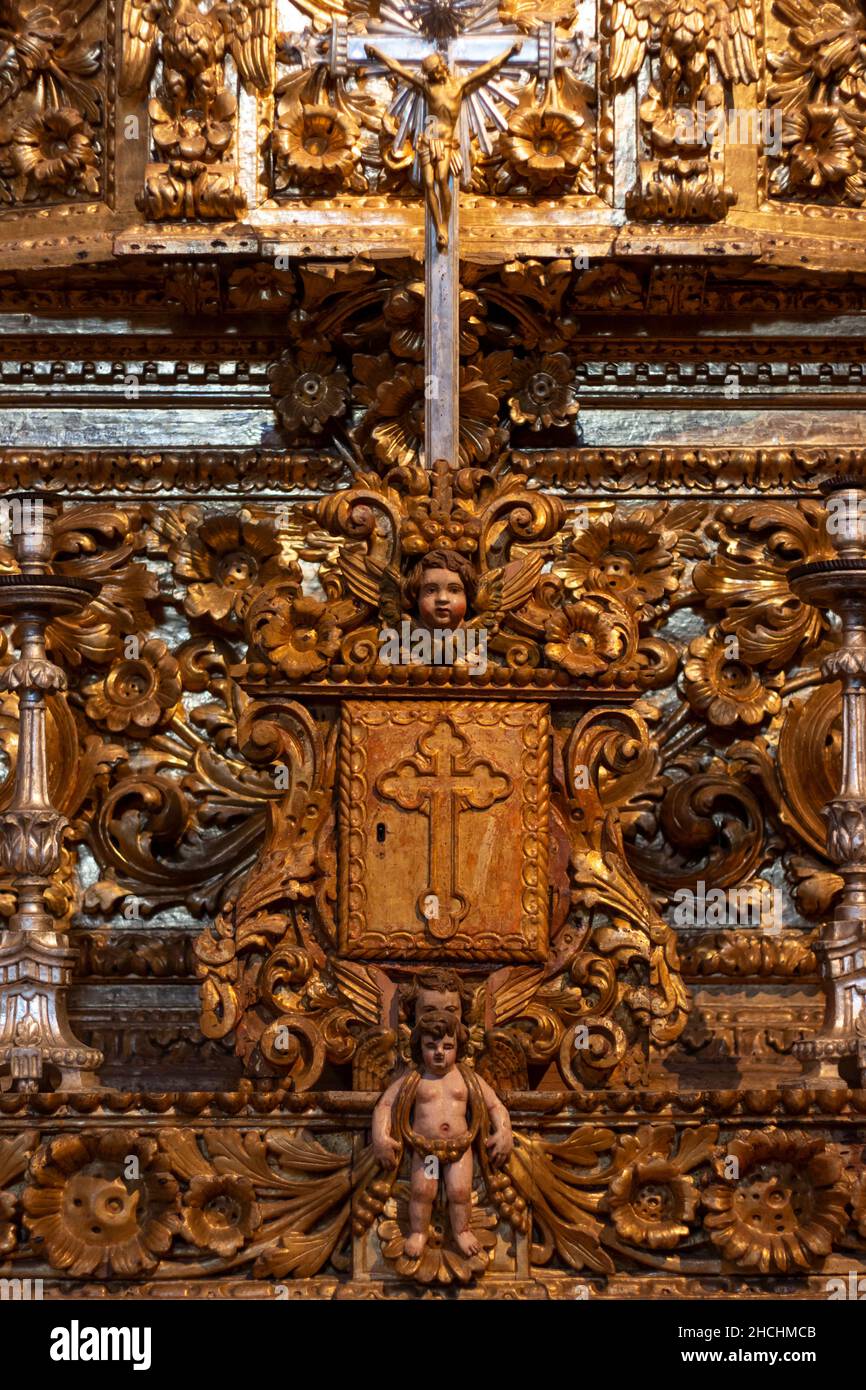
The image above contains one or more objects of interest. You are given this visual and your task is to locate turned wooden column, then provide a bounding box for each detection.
[0,493,102,1090]
[789,476,866,1086]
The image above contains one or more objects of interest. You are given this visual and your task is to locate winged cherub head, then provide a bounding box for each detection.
[405,548,476,630]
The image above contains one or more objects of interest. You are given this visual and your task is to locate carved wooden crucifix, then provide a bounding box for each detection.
[326,8,582,468]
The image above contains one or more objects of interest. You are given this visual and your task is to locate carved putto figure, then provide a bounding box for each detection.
[372,1008,512,1259]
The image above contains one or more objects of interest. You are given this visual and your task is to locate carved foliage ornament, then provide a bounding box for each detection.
[0,1121,859,1287]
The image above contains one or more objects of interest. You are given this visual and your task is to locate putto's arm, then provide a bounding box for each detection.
[365,43,425,92]
[462,39,522,94]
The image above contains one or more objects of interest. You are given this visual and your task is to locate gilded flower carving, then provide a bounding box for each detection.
[181,1174,261,1257]
[171,514,296,633]
[779,105,856,191]
[507,352,579,431]
[228,265,294,310]
[0,1,101,119]
[558,511,679,620]
[10,107,99,196]
[382,280,484,361]
[702,1130,849,1272]
[269,349,350,437]
[608,1124,715,1250]
[83,639,182,736]
[683,629,783,727]
[273,104,361,191]
[354,355,505,467]
[23,1134,179,1278]
[256,593,342,680]
[769,2,866,204]
[544,599,623,677]
[502,100,592,191]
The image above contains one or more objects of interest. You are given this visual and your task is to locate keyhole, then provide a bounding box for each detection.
[376,822,386,844]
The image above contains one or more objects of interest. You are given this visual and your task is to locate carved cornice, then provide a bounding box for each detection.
[6,447,865,496]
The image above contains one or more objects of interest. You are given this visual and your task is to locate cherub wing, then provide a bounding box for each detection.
[228,0,273,93]
[492,966,545,1026]
[472,549,547,622]
[332,960,382,1026]
[120,0,162,95]
[609,0,662,84]
[708,0,759,84]
[339,545,403,625]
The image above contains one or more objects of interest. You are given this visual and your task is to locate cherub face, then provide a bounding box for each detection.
[416,986,461,1022]
[417,566,467,630]
[421,1031,457,1075]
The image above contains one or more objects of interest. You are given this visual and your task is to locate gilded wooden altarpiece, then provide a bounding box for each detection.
[0,0,864,1305]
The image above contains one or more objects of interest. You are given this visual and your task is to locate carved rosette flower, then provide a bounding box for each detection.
[171,515,295,633]
[268,350,349,436]
[559,512,679,620]
[358,359,502,467]
[507,352,579,431]
[83,639,182,736]
[780,105,856,190]
[702,1131,848,1272]
[378,1186,496,1285]
[683,630,783,727]
[22,1134,179,1278]
[181,1174,261,1257]
[256,593,342,680]
[273,104,360,190]
[228,265,294,310]
[382,282,484,361]
[10,107,100,196]
[544,600,623,677]
[608,1124,714,1250]
[502,102,591,190]
[609,1160,699,1249]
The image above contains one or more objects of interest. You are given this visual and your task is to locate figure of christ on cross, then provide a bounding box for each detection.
[376,718,512,939]
[365,40,523,251]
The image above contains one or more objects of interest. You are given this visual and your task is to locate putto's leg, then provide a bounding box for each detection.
[405,1151,438,1258]
[444,1150,479,1257]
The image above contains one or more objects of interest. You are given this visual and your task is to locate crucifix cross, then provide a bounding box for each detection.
[376,717,511,939]
[325,9,582,469]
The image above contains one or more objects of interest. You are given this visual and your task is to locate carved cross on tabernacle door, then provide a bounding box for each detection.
[324,6,587,468]
[376,718,511,939]
[338,700,549,961]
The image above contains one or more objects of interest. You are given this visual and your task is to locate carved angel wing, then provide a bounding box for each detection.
[120,0,163,95]
[472,549,547,623]
[492,966,545,1026]
[708,0,759,85]
[609,0,662,84]
[339,545,403,626]
[332,960,382,1026]
[228,0,273,93]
